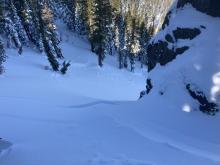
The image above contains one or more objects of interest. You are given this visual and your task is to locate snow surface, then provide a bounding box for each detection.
[0,4,220,165]
[0,140,11,158]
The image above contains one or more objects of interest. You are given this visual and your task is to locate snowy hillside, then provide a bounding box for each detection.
[0,2,220,165]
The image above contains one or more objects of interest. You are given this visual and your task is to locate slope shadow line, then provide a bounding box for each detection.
[68,101,119,109]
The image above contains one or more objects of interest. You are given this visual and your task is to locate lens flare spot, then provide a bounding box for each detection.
[182,104,191,113]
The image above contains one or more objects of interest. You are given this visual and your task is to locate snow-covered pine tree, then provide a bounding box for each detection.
[138,21,150,68]
[105,18,115,56]
[41,0,63,59]
[9,0,29,49]
[0,40,6,74]
[105,24,115,56]
[60,0,76,31]
[19,0,44,52]
[128,18,138,72]
[46,0,59,18]
[0,0,4,31]
[90,0,112,67]
[75,0,89,36]
[123,12,132,69]
[103,1,114,56]
[37,0,59,71]
[3,0,22,53]
[115,12,126,69]
[4,18,22,52]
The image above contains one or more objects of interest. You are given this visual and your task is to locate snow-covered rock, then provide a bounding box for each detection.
[145,1,220,115]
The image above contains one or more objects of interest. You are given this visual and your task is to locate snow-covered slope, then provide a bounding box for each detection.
[0,140,11,158]
[0,3,220,165]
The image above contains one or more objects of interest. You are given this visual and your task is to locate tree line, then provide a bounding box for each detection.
[0,0,172,74]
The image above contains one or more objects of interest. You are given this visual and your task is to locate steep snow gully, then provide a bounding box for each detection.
[0,1,220,165]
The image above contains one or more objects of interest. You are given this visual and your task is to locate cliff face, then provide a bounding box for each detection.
[177,0,220,17]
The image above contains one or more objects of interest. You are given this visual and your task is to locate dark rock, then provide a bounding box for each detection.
[175,46,189,55]
[173,27,201,40]
[159,47,176,66]
[147,42,160,71]
[139,79,153,99]
[200,25,206,29]
[147,40,189,71]
[139,90,146,99]
[159,91,164,95]
[186,84,219,115]
[146,79,153,94]
[147,40,171,71]
[165,34,174,43]
[147,40,172,71]
[162,11,172,30]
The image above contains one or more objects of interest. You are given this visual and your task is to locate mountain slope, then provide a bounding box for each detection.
[0,1,220,165]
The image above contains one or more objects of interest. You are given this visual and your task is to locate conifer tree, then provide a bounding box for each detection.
[3,1,22,53]
[9,0,29,48]
[104,3,114,56]
[37,0,59,71]
[123,12,132,69]
[138,21,150,68]
[61,0,77,31]
[23,0,44,52]
[75,0,89,35]
[4,17,22,51]
[0,40,6,74]
[90,0,112,67]
[128,18,138,72]
[115,12,126,69]
[0,0,4,31]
